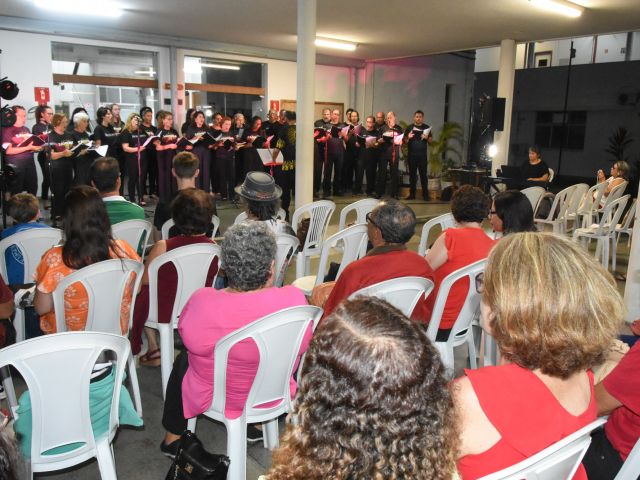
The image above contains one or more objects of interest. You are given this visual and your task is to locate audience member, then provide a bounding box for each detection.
[489,190,536,235]
[583,341,640,479]
[236,172,293,235]
[424,185,494,340]
[267,297,457,480]
[596,160,630,206]
[454,232,622,479]
[317,199,434,321]
[160,222,308,457]
[90,157,145,224]
[130,188,219,362]
[33,186,140,334]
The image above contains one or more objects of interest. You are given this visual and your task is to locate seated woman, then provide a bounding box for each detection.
[424,185,495,340]
[235,171,294,235]
[265,297,457,480]
[489,190,536,236]
[596,160,629,206]
[160,222,308,456]
[130,188,218,363]
[454,232,623,479]
[521,145,549,184]
[33,186,140,334]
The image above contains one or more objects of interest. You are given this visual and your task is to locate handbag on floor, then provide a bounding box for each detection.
[165,430,230,480]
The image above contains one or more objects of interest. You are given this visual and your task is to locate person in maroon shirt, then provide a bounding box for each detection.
[2,106,43,195]
[315,199,434,321]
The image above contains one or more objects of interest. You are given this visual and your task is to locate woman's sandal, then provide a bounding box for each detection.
[140,348,161,367]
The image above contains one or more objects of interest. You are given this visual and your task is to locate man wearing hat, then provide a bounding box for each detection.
[271,111,297,220]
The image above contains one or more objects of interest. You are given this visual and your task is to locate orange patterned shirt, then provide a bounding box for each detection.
[34,240,141,334]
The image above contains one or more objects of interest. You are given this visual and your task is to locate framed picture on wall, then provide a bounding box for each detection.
[534,51,553,68]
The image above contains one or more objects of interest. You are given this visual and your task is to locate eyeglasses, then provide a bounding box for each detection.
[475,272,485,294]
[365,212,378,228]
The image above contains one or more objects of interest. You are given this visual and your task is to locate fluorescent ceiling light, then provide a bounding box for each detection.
[200,63,240,71]
[35,0,123,17]
[529,0,584,18]
[134,67,156,77]
[315,38,357,51]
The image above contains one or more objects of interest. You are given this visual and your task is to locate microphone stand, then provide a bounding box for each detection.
[43,128,56,227]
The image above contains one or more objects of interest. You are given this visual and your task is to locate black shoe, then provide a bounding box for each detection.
[160,439,180,459]
[247,424,263,444]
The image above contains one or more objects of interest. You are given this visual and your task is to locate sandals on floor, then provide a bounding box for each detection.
[140,348,161,367]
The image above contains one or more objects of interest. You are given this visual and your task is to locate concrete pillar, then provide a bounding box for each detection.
[175,49,186,125]
[624,183,640,322]
[492,39,516,175]
[295,0,316,209]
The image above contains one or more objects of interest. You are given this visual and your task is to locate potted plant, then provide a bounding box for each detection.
[428,122,463,199]
[606,127,633,162]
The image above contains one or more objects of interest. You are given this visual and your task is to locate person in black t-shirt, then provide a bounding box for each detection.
[314,108,331,195]
[109,103,126,195]
[323,108,347,197]
[47,114,75,219]
[140,107,158,200]
[343,110,362,194]
[358,115,380,197]
[185,111,212,194]
[154,111,180,202]
[521,145,550,186]
[263,109,281,142]
[376,112,404,199]
[231,113,246,188]
[241,116,268,175]
[32,104,53,200]
[120,113,149,204]
[92,107,119,157]
[212,117,237,201]
[403,110,433,201]
[180,108,196,136]
[70,111,93,186]
[272,111,296,217]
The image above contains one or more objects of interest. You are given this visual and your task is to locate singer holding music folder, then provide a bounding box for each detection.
[120,113,148,205]
[47,113,75,220]
[376,111,403,199]
[2,105,42,196]
[71,111,93,186]
[32,104,53,201]
[403,110,433,201]
[185,111,212,193]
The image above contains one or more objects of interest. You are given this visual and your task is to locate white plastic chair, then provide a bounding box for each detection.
[477,418,606,480]
[187,305,323,480]
[0,227,63,343]
[233,209,286,225]
[614,435,640,480]
[615,197,636,247]
[426,259,487,373]
[112,219,152,260]
[291,200,336,278]
[161,214,221,240]
[52,259,145,417]
[547,167,555,183]
[274,233,300,287]
[573,195,629,270]
[534,185,576,234]
[144,243,221,397]
[292,224,368,294]
[563,183,589,233]
[348,276,434,318]
[520,186,546,214]
[337,198,379,231]
[418,213,457,257]
[577,182,608,228]
[0,331,130,479]
[598,180,628,220]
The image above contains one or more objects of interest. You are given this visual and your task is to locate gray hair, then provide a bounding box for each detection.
[222,221,276,291]
[73,111,90,126]
[372,199,416,244]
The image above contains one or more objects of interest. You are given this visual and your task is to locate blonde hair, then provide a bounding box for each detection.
[484,232,623,378]
[615,160,630,180]
[124,112,140,132]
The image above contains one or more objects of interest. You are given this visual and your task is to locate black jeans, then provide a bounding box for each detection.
[36,152,50,199]
[582,428,624,480]
[7,161,38,196]
[162,350,190,435]
[408,154,428,198]
[50,158,74,218]
[125,153,148,204]
[273,166,294,215]
[323,142,343,195]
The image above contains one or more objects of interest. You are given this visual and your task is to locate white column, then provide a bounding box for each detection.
[492,39,516,175]
[175,49,186,125]
[295,0,316,210]
[624,184,640,323]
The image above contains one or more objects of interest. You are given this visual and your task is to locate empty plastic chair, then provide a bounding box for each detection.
[0,331,131,479]
[520,186,546,214]
[112,219,152,260]
[418,213,457,257]
[161,214,220,240]
[563,183,589,233]
[477,418,606,480]
[577,182,608,228]
[144,243,222,397]
[292,224,368,294]
[426,259,487,373]
[274,233,300,287]
[534,185,576,234]
[337,198,379,231]
[349,276,434,318]
[186,305,323,480]
[291,200,336,278]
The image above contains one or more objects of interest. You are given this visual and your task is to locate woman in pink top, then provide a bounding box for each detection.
[454,233,623,479]
[160,221,308,457]
[424,185,494,339]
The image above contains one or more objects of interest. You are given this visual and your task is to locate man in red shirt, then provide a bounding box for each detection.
[320,199,434,321]
[583,341,640,478]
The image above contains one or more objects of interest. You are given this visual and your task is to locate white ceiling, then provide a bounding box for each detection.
[1,0,640,61]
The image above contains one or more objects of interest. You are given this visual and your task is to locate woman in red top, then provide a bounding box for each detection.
[454,233,623,479]
[424,185,494,340]
[130,188,218,363]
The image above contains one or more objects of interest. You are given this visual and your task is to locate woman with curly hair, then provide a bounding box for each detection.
[424,185,495,340]
[454,232,623,479]
[266,297,458,480]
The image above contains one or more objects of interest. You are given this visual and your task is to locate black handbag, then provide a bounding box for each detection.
[165,430,230,480]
